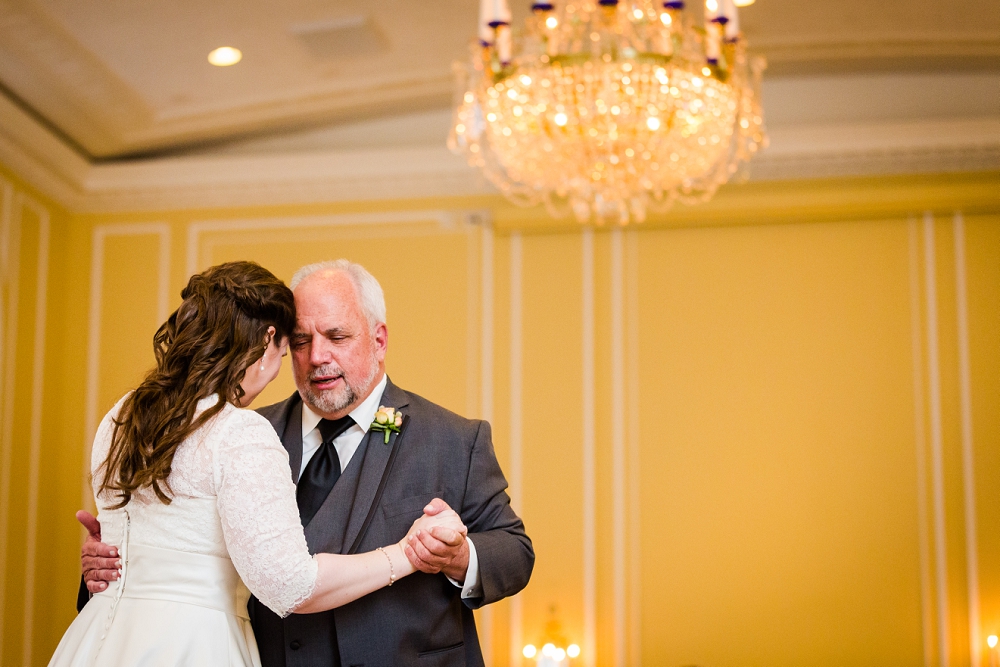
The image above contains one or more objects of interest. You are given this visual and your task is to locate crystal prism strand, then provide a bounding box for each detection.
[625,0,668,55]
[521,5,550,61]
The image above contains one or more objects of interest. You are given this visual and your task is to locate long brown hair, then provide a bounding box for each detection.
[99,261,295,508]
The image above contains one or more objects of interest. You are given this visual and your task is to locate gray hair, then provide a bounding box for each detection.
[290,260,386,331]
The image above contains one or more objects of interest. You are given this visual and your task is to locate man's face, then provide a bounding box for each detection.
[290,270,387,419]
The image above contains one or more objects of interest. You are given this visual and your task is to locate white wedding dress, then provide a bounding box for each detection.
[49,395,319,667]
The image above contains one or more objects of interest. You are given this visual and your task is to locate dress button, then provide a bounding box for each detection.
[290,640,301,650]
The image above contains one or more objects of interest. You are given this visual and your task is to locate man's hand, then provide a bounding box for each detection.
[403,499,471,581]
[77,510,119,594]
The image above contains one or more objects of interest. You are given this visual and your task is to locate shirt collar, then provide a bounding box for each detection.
[301,373,388,437]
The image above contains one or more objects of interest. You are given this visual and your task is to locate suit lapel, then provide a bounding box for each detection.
[340,379,410,553]
[283,399,304,484]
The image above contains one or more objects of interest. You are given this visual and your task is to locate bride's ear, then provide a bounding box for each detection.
[263,325,276,348]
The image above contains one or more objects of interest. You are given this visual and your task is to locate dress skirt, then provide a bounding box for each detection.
[48,543,261,667]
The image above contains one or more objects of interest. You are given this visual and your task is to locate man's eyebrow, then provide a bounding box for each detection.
[322,327,353,337]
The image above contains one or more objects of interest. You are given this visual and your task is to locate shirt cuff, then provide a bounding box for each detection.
[446,536,483,599]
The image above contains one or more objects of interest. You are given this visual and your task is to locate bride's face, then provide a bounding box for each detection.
[238,327,287,407]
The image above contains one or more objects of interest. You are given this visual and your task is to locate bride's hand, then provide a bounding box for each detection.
[400,498,471,577]
[400,498,467,548]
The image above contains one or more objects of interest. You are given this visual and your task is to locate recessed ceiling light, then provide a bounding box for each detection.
[208,46,242,66]
[734,0,755,6]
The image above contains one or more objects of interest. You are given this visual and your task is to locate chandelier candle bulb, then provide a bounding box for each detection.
[481,0,512,27]
[723,0,740,40]
[705,0,720,22]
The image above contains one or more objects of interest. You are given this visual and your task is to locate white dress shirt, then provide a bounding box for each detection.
[300,374,481,598]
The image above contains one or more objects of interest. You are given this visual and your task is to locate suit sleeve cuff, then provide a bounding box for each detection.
[446,536,483,599]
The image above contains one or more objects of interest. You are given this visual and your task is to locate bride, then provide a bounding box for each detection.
[48,261,463,666]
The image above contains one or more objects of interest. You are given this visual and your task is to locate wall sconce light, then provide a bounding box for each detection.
[988,634,999,667]
[523,641,580,666]
[522,607,580,666]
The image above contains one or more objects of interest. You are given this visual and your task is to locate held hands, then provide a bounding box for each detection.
[400,498,471,581]
[77,510,120,594]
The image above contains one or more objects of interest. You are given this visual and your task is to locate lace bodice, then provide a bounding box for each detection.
[91,395,318,617]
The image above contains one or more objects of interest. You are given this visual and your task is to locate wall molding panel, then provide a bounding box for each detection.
[20,196,50,667]
[909,216,935,667]
[82,222,171,509]
[923,212,951,667]
[905,209,991,667]
[625,230,642,667]
[581,229,597,667]
[507,232,524,667]
[0,182,51,665]
[954,212,982,667]
[0,176,21,659]
[610,229,627,667]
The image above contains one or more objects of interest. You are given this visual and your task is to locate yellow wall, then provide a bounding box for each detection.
[1,160,998,666]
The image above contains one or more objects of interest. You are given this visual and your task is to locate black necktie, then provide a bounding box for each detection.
[296,416,354,526]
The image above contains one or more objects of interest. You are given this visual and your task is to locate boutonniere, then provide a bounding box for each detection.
[370,406,403,444]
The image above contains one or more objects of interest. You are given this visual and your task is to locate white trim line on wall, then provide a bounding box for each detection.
[909,217,934,667]
[923,211,950,667]
[581,228,596,667]
[0,177,19,657]
[478,218,495,667]
[954,211,981,667]
[610,229,626,667]
[626,230,642,667]
[184,210,466,277]
[82,223,172,511]
[508,232,524,667]
[21,196,50,667]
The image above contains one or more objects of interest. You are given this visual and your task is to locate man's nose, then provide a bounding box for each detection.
[309,336,334,366]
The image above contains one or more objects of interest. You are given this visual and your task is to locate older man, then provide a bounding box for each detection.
[80,259,533,667]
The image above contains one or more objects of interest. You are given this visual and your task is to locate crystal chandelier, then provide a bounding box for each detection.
[449,0,767,225]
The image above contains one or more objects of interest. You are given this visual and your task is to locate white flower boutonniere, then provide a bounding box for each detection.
[371,406,403,444]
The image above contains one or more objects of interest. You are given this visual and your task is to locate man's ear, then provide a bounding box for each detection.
[374,323,388,359]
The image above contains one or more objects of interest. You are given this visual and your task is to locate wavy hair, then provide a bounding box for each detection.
[99,261,295,508]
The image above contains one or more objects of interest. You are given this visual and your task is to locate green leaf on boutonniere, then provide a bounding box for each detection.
[370,406,403,444]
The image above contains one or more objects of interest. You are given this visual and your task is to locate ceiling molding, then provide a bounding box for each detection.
[1,82,997,216]
[0,1,150,156]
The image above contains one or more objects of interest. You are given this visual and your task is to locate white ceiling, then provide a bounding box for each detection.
[0,0,997,160]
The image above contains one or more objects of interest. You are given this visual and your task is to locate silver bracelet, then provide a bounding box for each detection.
[376,546,396,587]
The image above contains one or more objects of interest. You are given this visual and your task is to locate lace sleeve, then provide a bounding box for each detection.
[213,409,318,617]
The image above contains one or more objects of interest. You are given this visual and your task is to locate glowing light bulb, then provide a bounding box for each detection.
[542,643,556,657]
[567,644,581,658]
[706,0,719,11]
[523,644,538,658]
[734,0,755,5]
[647,117,661,130]
[207,46,242,66]
[633,8,644,19]
[553,112,568,126]
[546,16,559,29]
[660,13,672,25]
[989,635,999,648]
[553,648,567,661]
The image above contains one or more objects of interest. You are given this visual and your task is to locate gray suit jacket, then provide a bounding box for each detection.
[248,378,533,667]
